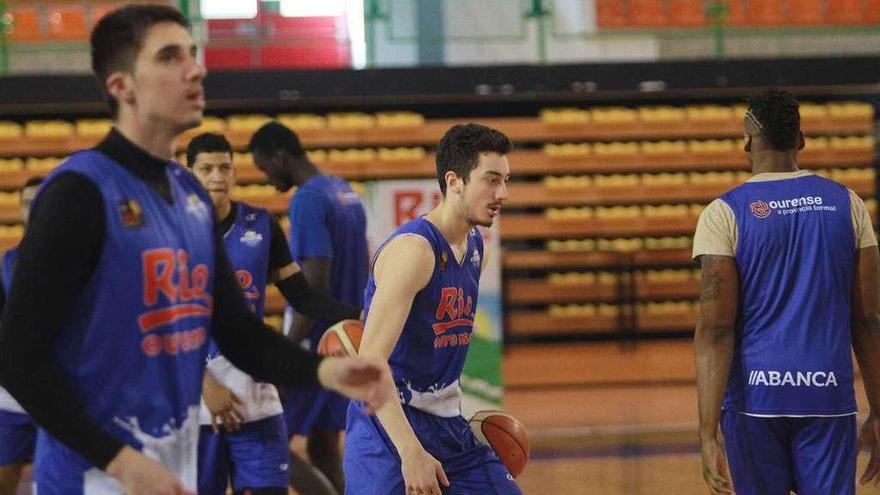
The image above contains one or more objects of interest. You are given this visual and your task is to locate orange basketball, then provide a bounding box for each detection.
[468,410,530,478]
[317,319,364,357]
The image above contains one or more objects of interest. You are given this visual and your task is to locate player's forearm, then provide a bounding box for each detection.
[853,317,880,412]
[276,273,360,323]
[694,319,734,440]
[376,398,424,455]
[287,310,314,346]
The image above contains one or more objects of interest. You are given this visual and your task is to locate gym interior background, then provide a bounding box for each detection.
[0,0,878,493]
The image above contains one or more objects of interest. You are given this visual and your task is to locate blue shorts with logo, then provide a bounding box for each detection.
[281,383,348,437]
[721,410,857,495]
[0,410,35,465]
[197,414,289,494]
[344,402,522,495]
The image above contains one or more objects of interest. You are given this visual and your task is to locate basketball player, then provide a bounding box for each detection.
[0,176,43,495]
[343,123,522,495]
[693,89,880,494]
[0,5,392,495]
[249,122,369,493]
[186,132,353,495]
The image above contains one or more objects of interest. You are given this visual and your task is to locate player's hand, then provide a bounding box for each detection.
[106,446,194,495]
[700,435,733,494]
[401,446,450,495]
[858,410,880,485]
[317,355,395,414]
[202,375,244,433]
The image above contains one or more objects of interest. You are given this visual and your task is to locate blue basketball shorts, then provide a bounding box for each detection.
[0,410,35,465]
[721,410,857,495]
[343,402,522,495]
[280,383,348,437]
[197,414,290,494]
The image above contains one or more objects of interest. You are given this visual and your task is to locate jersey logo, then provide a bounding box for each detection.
[470,248,481,268]
[185,194,209,220]
[240,230,263,247]
[139,248,210,357]
[433,287,474,349]
[118,199,144,228]
[750,200,771,219]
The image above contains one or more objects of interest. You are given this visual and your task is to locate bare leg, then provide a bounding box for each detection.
[0,464,23,495]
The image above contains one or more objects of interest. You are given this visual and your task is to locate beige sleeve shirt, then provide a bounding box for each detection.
[692,188,877,260]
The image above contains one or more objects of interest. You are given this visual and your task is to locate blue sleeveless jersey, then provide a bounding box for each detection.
[720,174,856,416]
[363,218,483,418]
[0,247,27,415]
[204,202,270,362]
[1,247,16,294]
[223,202,270,319]
[33,151,215,492]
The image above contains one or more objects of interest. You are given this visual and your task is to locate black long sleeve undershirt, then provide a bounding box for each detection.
[0,129,323,471]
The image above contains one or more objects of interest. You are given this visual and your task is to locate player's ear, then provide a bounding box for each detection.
[445,170,462,195]
[744,134,752,153]
[106,71,135,107]
[796,131,805,151]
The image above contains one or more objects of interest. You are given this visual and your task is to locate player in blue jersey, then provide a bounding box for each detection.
[0,176,42,495]
[340,123,521,495]
[186,132,349,495]
[249,122,369,492]
[0,5,393,495]
[693,90,880,495]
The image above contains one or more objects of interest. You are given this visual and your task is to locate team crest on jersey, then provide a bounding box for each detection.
[185,194,209,220]
[470,248,480,268]
[750,200,771,219]
[240,230,263,247]
[118,199,144,228]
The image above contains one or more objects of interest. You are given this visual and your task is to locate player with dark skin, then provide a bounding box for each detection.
[694,92,880,494]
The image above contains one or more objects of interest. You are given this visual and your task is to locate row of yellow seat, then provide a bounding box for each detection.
[0,101,870,141]
[540,102,873,125]
[543,135,874,157]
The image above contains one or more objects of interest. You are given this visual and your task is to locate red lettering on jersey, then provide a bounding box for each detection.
[191,265,209,300]
[464,296,473,316]
[143,249,176,306]
[143,248,211,307]
[177,250,192,301]
[236,270,253,290]
[394,191,423,227]
[435,287,458,320]
[142,334,162,357]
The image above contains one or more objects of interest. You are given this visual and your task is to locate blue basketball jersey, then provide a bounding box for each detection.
[0,247,28,415]
[32,151,215,492]
[1,247,16,294]
[288,175,368,348]
[719,174,856,416]
[363,218,483,418]
[223,202,270,319]
[199,202,281,427]
[205,202,270,362]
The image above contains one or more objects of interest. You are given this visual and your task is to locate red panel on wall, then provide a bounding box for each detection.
[259,44,350,69]
[204,46,253,70]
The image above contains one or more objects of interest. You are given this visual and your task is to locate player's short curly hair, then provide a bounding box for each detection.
[747,90,800,151]
[435,123,512,196]
[91,4,190,117]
